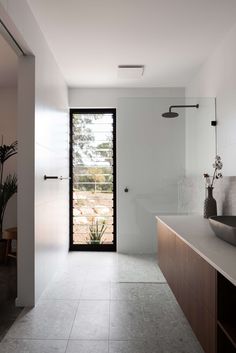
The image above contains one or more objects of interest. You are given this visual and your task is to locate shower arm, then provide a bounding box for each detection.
[169,104,199,112]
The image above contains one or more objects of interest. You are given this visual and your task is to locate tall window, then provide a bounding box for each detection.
[70,109,116,251]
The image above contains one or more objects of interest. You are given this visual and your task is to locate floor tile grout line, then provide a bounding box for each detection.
[66,299,81,351]
[64,339,69,353]
[67,338,161,341]
[40,282,168,302]
[114,281,167,284]
[4,337,193,342]
[5,336,75,342]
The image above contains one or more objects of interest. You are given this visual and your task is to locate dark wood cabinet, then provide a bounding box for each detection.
[158,221,236,353]
[217,273,236,352]
[158,221,217,353]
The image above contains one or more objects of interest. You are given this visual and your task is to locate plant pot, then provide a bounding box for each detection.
[204,186,217,218]
[90,240,101,245]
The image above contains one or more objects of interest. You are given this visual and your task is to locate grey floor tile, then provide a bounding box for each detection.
[6,300,78,339]
[66,340,108,353]
[0,338,67,353]
[109,339,204,353]
[113,255,166,282]
[157,328,204,353]
[111,283,171,301]
[54,270,87,283]
[110,301,145,340]
[80,282,110,300]
[109,340,162,353]
[85,268,116,282]
[58,254,165,283]
[66,252,117,269]
[70,300,109,340]
[42,279,83,300]
[140,297,190,339]
[110,288,203,348]
[140,299,204,352]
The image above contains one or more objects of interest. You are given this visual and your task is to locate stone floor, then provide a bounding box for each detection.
[0,261,22,342]
[0,253,204,353]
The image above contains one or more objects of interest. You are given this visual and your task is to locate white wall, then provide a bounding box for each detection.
[186,22,236,177]
[69,87,185,108]
[69,88,185,253]
[0,87,17,229]
[17,55,35,306]
[0,0,69,306]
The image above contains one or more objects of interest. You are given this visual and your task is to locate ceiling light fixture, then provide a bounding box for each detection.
[118,65,144,79]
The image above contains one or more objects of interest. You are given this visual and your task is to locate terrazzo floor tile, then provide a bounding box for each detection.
[70,300,109,340]
[42,278,84,300]
[110,284,204,350]
[6,300,78,339]
[113,255,166,282]
[65,253,165,283]
[110,300,146,340]
[109,339,204,353]
[53,269,87,283]
[66,252,116,268]
[85,267,116,282]
[66,340,108,353]
[0,338,67,353]
[111,283,171,301]
[80,281,110,300]
[157,329,205,353]
[140,295,191,339]
[109,340,163,353]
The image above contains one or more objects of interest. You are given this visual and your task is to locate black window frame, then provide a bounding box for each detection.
[69,108,117,251]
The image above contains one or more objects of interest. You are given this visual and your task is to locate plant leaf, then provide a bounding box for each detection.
[0,141,17,164]
[0,173,17,229]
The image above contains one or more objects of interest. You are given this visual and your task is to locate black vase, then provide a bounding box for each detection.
[204,186,217,218]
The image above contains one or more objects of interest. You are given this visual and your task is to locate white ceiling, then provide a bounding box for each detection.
[27,0,236,88]
[0,34,17,88]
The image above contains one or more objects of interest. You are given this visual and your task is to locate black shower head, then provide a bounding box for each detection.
[162,104,199,118]
[162,111,179,118]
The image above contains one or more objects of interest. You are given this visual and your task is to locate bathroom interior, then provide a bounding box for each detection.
[0,1,236,353]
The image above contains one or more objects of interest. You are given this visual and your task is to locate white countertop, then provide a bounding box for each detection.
[156,215,236,286]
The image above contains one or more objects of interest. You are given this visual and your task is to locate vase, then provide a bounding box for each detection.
[204,186,217,218]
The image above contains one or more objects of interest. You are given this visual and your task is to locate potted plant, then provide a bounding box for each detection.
[0,140,17,262]
[88,217,107,244]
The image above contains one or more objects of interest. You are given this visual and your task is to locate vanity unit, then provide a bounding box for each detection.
[157,215,236,353]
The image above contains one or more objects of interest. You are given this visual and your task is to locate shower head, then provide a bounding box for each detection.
[162,104,199,118]
[162,111,179,118]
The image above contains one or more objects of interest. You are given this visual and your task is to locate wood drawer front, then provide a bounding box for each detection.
[158,222,217,353]
[157,222,177,291]
[181,295,216,353]
[175,235,216,317]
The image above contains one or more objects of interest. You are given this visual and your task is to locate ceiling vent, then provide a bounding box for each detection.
[118,65,144,79]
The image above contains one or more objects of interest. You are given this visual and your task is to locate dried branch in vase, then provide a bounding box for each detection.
[203,155,223,188]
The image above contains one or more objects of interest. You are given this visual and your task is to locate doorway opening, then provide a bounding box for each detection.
[0,29,22,339]
[70,109,116,251]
